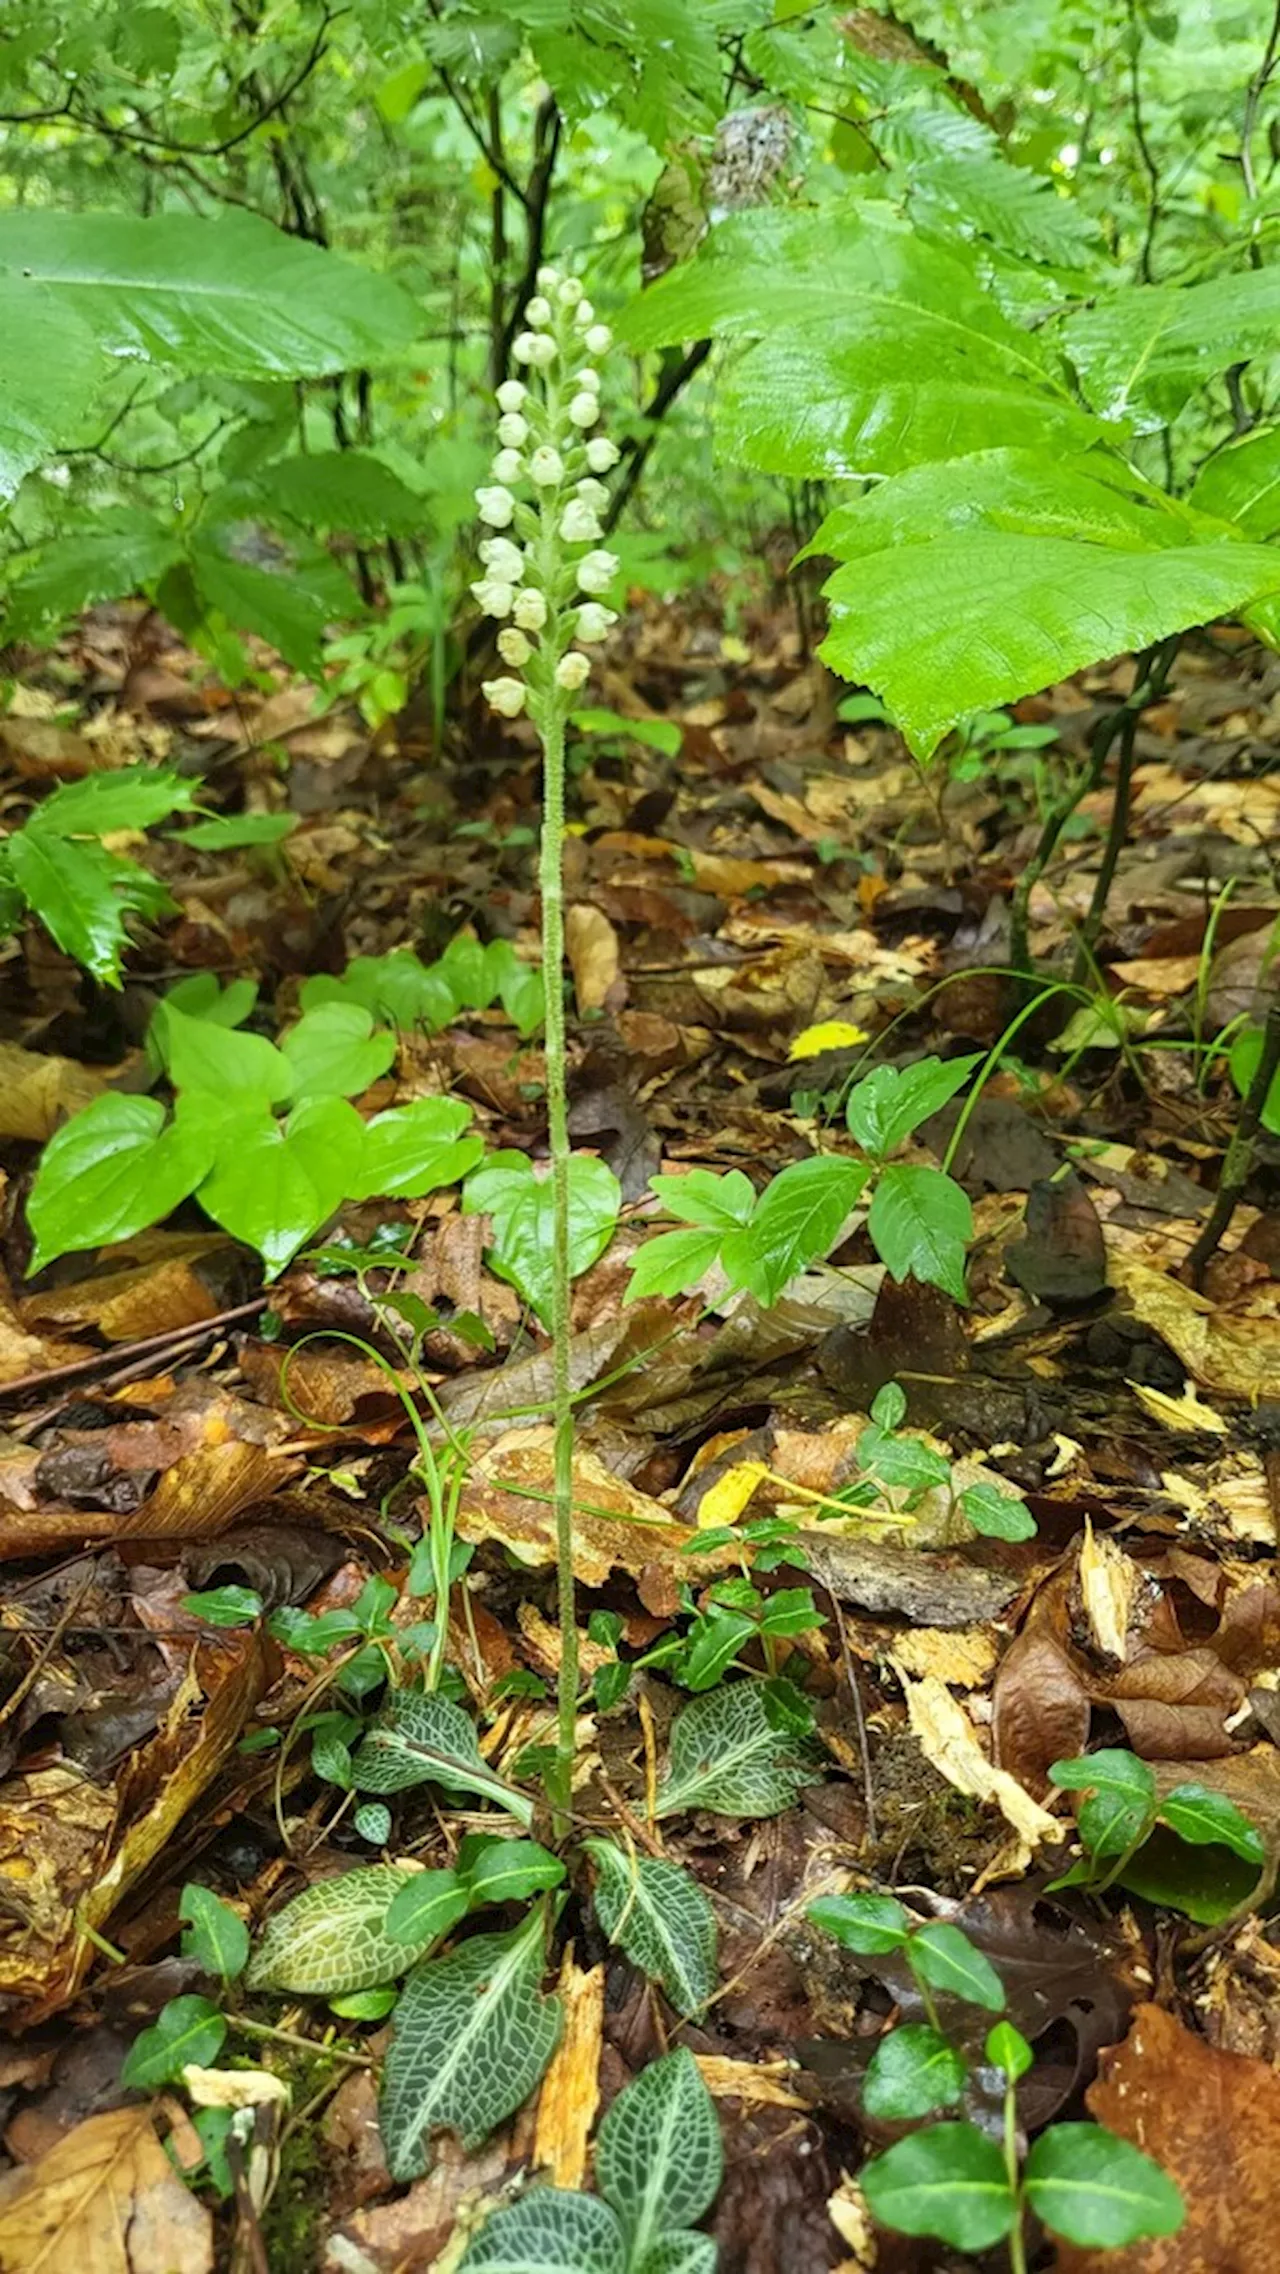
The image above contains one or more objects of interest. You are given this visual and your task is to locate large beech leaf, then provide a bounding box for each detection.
[655,1683,818,1820]
[1190,425,1280,541]
[0,208,420,379]
[27,1094,214,1272]
[245,1865,450,1995]
[0,286,105,502]
[463,1151,621,1324]
[807,450,1191,568]
[1064,267,1280,427]
[596,2049,722,2259]
[351,1690,534,1825]
[584,1842,718,2018]
[458,2191,626,2274]
[380,1911,561,2180]
[820,533,1280,757]
[197,1096,366,1273]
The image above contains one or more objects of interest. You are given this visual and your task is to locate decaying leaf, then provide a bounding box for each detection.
[455,1427,738,1587]
[993,1624,1091,1799]
[1078,1518,1142,1663]
[531,1953,603,2188]
[1108,1253,1280,1400]
[0,2105,212,2273]
[0,1044,109,1143]
[893,1667,1060,1865]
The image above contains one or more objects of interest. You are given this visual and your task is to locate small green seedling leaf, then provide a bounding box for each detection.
[182,1585,263,1627]
[846,1055,981,1158]
[354,1802,392,1845]
[720,1155,869,1306]
[869,1380,907,1430]
[585,1841,718,2019]
[330,1986,399,2020]
[861,2121,1015,2252]
[595,2047,722,2262]
[179,1884,250,1982]
[1050,1749,1157,1860]
[1158,1784,1265,1865]
[807,1892,910,1955]
[1023,2123,1184,2247]
[654,1682,817,1819]
[909,1922,1005,2012]
[867,1163,973,1302]
[958,1479,1037,1541]
[380,1910,562,2181]
[862,2022,968,2120]
[457,1837,566,1907]
[648,1168,757,1231]
[280,1001,397,1098]
[625,1226,724,1302]
[985,2020,1033,2081]
[198,1095,367,1273]
[121,1994,226,2089]
[354,1096,483,1199]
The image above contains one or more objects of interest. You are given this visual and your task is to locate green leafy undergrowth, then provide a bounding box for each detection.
[458,2048,722,2274]
[1048,1749,1265,1923]
[0,766,197,982]
[626,1055,978,1309]
[26,970,484,1275]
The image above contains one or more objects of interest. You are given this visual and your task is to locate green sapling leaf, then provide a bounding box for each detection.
[121,1994,226,2089]
[867,1163,973,1302]
[807,1892,910,1954]
[1157,1783,1265,1865]
[861,2120,1015,2251]
[862,2022,968,2119]
[908,1922,1005,2012]
[1022,2123,1184,2247]
[985,2020,1033,2081]
[179,1884,250,1982]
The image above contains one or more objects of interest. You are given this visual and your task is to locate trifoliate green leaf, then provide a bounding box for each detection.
[463,1151,621,1324]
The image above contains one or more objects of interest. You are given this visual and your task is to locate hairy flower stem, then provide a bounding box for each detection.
[538,702,579,1837]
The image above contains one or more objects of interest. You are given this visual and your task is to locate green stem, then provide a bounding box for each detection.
[1004,2074,1029,2274]
[539,698,578,1838]
[1185,990,1280,1287]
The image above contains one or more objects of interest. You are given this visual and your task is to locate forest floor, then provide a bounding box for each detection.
[2,590,1280,2272]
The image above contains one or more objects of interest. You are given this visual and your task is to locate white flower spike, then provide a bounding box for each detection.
[476,275,618,728]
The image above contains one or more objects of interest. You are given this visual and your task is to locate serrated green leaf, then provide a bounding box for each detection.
[380,1910,562,2180]
[353,1096,483,1200]
[1065,268,1280,426]
[861,2122,1015,2251]
[596,2048,722,2257]
[8,829,154,985]
[863,2023,967,2119]
[458,2190,626,2274]
[0,208,420,380]
[807,1892,910,1954]
[584,1842,718,2019]
[1023,2124,1184,2247]
[351,1690,534,1825]
[820,534,1280,758]
[625,1226,724,1304]
[720,1155,868,1306]
[909,1922,1005,2012]
[280,1002,396,1099]
[463,1152,621,1325]
[179,1884,250,1982]
[255,450,429,538]
[867,1164,972,1300]
[655,1683,817,1820]
[245,1865,445,1994]
[805,450,1189,569]
[120,1994,226,2089]
[198,1096,367,1274]
[28,1093,214,1272]
[846,1057,981,1158]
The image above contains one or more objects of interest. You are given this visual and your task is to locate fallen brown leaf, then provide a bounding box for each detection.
[0,1045,108,1143]
[0,2104,212,2273]
[566,902,621,1014]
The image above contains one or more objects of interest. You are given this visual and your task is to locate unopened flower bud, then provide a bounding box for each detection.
[497,626,532,667]
[568,391,598,428]
[585,436,620,473]
[575,602,616,643]
[555,651,591,692]
[572,368,600,393]
[557,276,585,307]
[491,448,524,483]
[560,497,603,543]
[497,411,529,448]
[574,300,595,328]
[576,477,608,510]
[512,331,539,365]
[478,536,524,582]
[495,379,527,413]
[512,587,548,633]
[584,324,612,356]
[536,264,561,292]
[475,484,515,528]
[483,675,527,718]
[529,445,565,487]
[471,576,514,618]
[576,548,619,595]
[525,294,553,329]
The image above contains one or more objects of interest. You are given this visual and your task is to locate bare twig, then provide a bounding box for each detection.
[1186,991,1280,1285]
[1071,634,1180,981]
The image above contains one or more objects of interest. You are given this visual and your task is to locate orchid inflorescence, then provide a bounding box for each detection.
[473,267,620,722]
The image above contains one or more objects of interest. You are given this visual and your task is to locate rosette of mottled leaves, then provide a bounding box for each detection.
[472,267,621,727]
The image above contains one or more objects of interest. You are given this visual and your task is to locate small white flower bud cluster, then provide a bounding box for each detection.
[476,267,620,725]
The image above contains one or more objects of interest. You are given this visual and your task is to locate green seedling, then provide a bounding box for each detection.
[1048,1749,1266,1923]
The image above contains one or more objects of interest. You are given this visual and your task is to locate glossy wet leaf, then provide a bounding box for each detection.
[861,2121,1015,2251]
[867,1164,973,1302]
[354,1096,483,1200]
[719,1154,868,1306]
[280,1002,397,1098]
[198,1096,368,1274]
[380,1911,561,2180]
[1023,2123,1184,2246]
[846,1056,981,1158]
[460,1838,566,1907]
[584,1841,718,2018]
[807,1892,910,1955]
[1158,1783,1265,1864]
[383,1868,470,1948]
[863,2023,968,2119]
[27,1093,214,1272]
[909,1922,1005,2012]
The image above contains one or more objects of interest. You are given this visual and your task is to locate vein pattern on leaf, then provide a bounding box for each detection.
[596,2047,723,2261]
[245,1865,444,1995]
[655,1683,817,1819]
[457,2188,626,2273]
[351,1690,534,1824]
[584,1842,718,2018]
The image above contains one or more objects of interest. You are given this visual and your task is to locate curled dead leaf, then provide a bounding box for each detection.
[0,2105,212,2273]
[894,1667,1060,1867]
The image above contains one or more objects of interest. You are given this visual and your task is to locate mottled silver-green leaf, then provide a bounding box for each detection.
[245,1865,446,1995]
[654,1685,818,1820]
[584,1842,717,2018]
[457,2189,626,2274]
[634,2235,718,2274]
[380,1911,562,2180]
[596,2049,722,2261]
[351,1690,533,1825]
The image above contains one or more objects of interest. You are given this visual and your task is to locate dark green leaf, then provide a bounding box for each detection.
[861,2122,1015,2250]
[596,2047,723,2256]
[1023,2124,1184,2246]
[909,1922,1005,2012]
[720,1155,869,1306]
[120,1994,226,2089]
[585,1841,718,2019]
[867,1164,973,1301]
[806,1892,910,1955]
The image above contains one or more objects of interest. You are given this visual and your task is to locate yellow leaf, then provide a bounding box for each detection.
[696,1458,770,1529]
[1129,1379,1228,1434]
[789,1020,869,1061]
